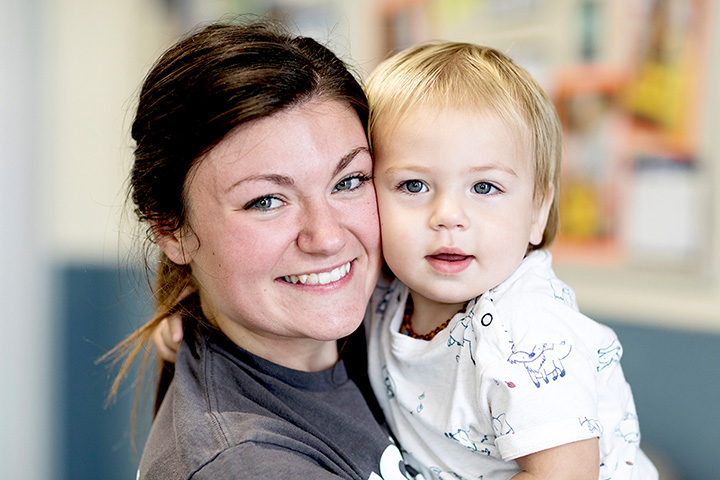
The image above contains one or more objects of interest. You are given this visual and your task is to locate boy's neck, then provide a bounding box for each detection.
[406,290,470,336]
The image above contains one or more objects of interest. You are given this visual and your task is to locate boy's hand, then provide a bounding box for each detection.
[153,314,184,363]
[512,437,599,479]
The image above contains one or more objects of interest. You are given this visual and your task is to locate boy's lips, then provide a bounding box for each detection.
[425,253,474,274]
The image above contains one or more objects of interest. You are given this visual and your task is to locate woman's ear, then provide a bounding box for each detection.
[529,184,554,247]
[151,223,193,265]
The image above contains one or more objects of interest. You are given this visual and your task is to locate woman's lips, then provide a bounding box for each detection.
[425,253,474,274]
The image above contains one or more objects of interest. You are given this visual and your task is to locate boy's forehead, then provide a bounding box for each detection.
[372,103,530,147]
[372,105,535,173]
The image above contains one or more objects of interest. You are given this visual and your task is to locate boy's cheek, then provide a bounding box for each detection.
[373,188,395,216]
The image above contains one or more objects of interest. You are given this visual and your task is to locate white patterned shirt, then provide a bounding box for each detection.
[367,250,657,480]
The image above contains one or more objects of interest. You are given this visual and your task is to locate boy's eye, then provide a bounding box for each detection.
[473,182,498,195]
[245,196,283,211]
[400,180,427,194]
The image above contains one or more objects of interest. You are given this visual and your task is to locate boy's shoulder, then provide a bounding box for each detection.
[487,250,575,308]
[481,250,616,344]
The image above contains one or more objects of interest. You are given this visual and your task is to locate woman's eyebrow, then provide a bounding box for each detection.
[225,173,294,193]
[333,146,370,177]
[226,146,369,193]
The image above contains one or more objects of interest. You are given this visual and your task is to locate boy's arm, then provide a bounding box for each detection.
[153,314,184,362]
[512,438,599,480]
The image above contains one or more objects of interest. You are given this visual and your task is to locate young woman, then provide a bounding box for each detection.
[113,20,413,480]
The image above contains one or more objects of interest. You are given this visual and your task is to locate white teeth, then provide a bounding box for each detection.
[329,268,341,282]
[284,261,351,285]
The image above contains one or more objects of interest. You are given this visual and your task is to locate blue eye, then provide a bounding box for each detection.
[400,180,427,194]
[473,182,497,195]
[245,196,283,211]
[333,174,370,193]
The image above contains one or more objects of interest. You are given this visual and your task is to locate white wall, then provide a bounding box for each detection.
[44,0,177,263]
[0,0,173,476]
[0,1,53,478]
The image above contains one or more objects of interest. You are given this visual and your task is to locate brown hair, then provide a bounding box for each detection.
[103,18,369,417]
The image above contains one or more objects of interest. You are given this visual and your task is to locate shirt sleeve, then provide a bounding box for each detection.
[477,297,604,461]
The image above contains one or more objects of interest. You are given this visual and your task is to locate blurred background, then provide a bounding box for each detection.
[1,0,718,479]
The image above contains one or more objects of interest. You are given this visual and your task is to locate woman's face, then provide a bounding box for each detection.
[160,99,381,371]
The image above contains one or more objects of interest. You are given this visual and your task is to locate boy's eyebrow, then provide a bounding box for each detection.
[469,164,519,177]
[380,165,432,175]
[381,164,519,176]
[225,146,370,192]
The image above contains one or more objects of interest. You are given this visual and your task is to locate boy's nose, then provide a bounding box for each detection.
[429,194,470,231]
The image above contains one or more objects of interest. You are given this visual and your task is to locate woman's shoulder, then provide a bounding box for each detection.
[141,388,348,479]
[142,330,401,480]
[140,336,316,478]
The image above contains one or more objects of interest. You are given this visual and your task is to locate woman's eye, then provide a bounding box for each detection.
[333,174,370,193]
[473,182,498,195]
[245,196,283,211]
[400,180,427,194]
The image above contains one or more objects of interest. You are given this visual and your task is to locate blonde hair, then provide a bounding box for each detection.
[365,42,562,249]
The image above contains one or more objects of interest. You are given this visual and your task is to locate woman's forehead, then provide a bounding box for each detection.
[188,99,369,189]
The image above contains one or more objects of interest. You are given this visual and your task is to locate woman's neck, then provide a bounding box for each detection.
[199,292,339,372]
[218,319,339,372]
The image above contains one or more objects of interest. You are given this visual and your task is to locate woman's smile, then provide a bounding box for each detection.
[282,260,352,285]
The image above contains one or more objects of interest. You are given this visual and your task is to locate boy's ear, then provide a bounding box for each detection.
[151,223,193,265]
[529,185,554,246]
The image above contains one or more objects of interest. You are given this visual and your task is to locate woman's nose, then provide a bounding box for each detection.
[430,193,470,231]
[297,200,347,255]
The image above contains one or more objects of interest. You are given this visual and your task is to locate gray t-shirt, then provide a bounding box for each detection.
[139,326,413,479]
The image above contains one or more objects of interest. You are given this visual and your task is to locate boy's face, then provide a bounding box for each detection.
[373,106,551,315]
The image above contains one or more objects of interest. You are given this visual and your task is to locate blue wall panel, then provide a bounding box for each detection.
[57,265,152,480]
[605,320,720,480]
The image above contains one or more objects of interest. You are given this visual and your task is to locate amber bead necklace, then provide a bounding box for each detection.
[400,295,469,341]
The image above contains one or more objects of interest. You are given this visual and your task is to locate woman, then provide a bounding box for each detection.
[112,19,412,479]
